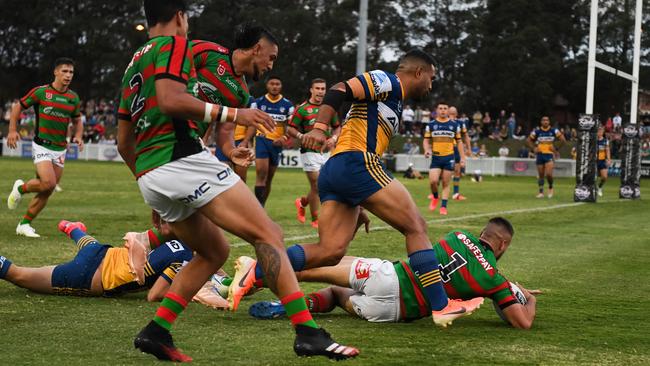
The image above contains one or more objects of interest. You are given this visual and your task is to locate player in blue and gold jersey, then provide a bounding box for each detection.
[527,116,566,198]
[450,106,470,201]
[250,76,295,206]
[232,50,483,328]
[0,221,192,301]
[596,126,611,197]
[423,102,465,215]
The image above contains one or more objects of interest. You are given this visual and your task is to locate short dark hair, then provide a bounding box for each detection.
[311,78,326,86]
[266,75,282,83]
[54,57,74,69]
[144,0,187,27]
[402,49,437,67]
[234,23,279,49]
[488,217,514,237]
[436,101,449,107]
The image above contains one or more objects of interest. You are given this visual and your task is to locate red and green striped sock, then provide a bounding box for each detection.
[305,292,335,313]
[18,184,28,195]
[281,291,318,329]
[153,292,188,331]
[20,213,35,225]
[147,228,165,250]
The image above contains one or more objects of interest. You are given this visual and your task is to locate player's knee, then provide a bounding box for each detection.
[253,221,284,247]
[41,180,57,192]
[403,214,427,236]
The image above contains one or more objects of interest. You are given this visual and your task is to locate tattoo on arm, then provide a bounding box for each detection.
[254,243,281,294]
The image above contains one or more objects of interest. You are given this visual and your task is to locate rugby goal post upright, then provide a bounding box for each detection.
[576,0,643,202]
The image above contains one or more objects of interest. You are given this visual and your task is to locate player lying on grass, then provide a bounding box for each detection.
[0,221,228,308]
[247,217,539,329]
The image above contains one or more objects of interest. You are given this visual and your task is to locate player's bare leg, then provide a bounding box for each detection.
[254,158,270,206]
[545,162,554,198]
[296,256,356,286]
[0,264,56,294]
[428,168,441,211]
[204,181,358,359]
[264,164,278,204]
[536,164,545,198]
[15,162,63,237]
[439,169,453,215]
[305,171,320,227]
[233,164,248,183]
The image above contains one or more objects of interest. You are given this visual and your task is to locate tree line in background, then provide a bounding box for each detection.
[1,0,649,128]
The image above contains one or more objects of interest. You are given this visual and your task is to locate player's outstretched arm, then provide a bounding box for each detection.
[147,276,171,302]
[502,295,537,329]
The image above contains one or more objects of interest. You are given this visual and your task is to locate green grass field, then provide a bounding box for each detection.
[0,157,649,365]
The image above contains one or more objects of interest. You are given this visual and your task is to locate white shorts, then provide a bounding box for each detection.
[32,142,66,168]
[348,258,401,323]
[137,150,239,222]
[301,152,328,172]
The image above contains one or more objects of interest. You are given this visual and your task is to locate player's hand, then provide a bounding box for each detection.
[236,108,276,133]
[302,129,327,150]
[425,151,432,158]
[238,139,249,149]
[356,208,371,234]
[515,282,542,299]
[460,158,466,167]
[320,137,336,153]
[72,136,84,151]
[606,159,611,167]
[151,209,162,230]
[228,147,255,167]
[272,136,287,147]
[533,147,539,154]
[7,130,20,149]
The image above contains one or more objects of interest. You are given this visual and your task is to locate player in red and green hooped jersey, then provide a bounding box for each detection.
[117,1,357,361]
[249,217,539,329]
[191,38,262,183]
[6,57,84,238]
[286,78,341,228]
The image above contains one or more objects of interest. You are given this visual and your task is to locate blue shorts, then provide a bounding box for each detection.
[215,139,243,162]
[51,243,110,295]
[536,153,554,165]
[597,160,608,171]
[319,151,393,206]
[255,136,282,166]
[453,146,461,162]
[429,154,455,171]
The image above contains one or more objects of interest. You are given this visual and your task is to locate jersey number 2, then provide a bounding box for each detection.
[129,73,145,115]
[438,252,468,283]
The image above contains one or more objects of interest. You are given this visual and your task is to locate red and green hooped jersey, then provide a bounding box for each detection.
[118,35,202,178]
[394,230,517,321]
[288,100,340,153]
[191,40,251,137]
[20,84,80,151]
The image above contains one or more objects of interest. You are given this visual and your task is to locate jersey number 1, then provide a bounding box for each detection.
[438,252,468,283]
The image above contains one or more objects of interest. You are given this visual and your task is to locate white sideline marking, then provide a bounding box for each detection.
[230,200,616,248]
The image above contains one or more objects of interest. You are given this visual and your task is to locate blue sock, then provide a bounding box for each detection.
[408,249,448,311]
[453,177,460,194]
[433,192,439,199]
[537,179,544,193]
[70,228,87,243]
[0,256,12,279]
[441,199,448,208]
[255,244,306,279]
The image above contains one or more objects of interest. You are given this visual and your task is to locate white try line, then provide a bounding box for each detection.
[230,200,613,248]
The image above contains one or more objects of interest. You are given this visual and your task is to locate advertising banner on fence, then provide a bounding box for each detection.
[574,114,598,202]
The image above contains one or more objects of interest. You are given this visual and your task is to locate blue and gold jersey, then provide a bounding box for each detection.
[251,94,294,140]
[102,240,193,296]
[331,70,404,157]
[597,137,609,160]
[529,126,561,154]
[424,119,461,156]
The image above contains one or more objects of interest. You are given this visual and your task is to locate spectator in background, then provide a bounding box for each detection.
[468,126,479,142]
[498,145,509,158]
[570,128,578,141]
[613,112,622,131]
[517,145,530,158]
[402,138,418,154]
[420,106,430,137]
[0,130,4,156]
[605,116,613,132]
[496,110,507,130]
[414,106,423,137]
[402,104,414,136]
[479,144,488,158]
[471,142,480,156]
[99,133,116,145]
[482,111,492,138]
[499,123,508,140]
[513,125,526,140]
[507,112,516,138]
[640,135,650,159]
[472,110,482,127]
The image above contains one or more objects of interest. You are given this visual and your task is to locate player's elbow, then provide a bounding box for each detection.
[147,291,164,302]
[511,318,533,330]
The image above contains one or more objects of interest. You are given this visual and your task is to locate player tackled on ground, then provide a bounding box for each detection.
[249,217,539,329]
[286,78,341,228]
[6,58,84,238]
[117,0,357,361]
[423,102,465,215]
[231,49,482,327]
[527,116,566,198]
